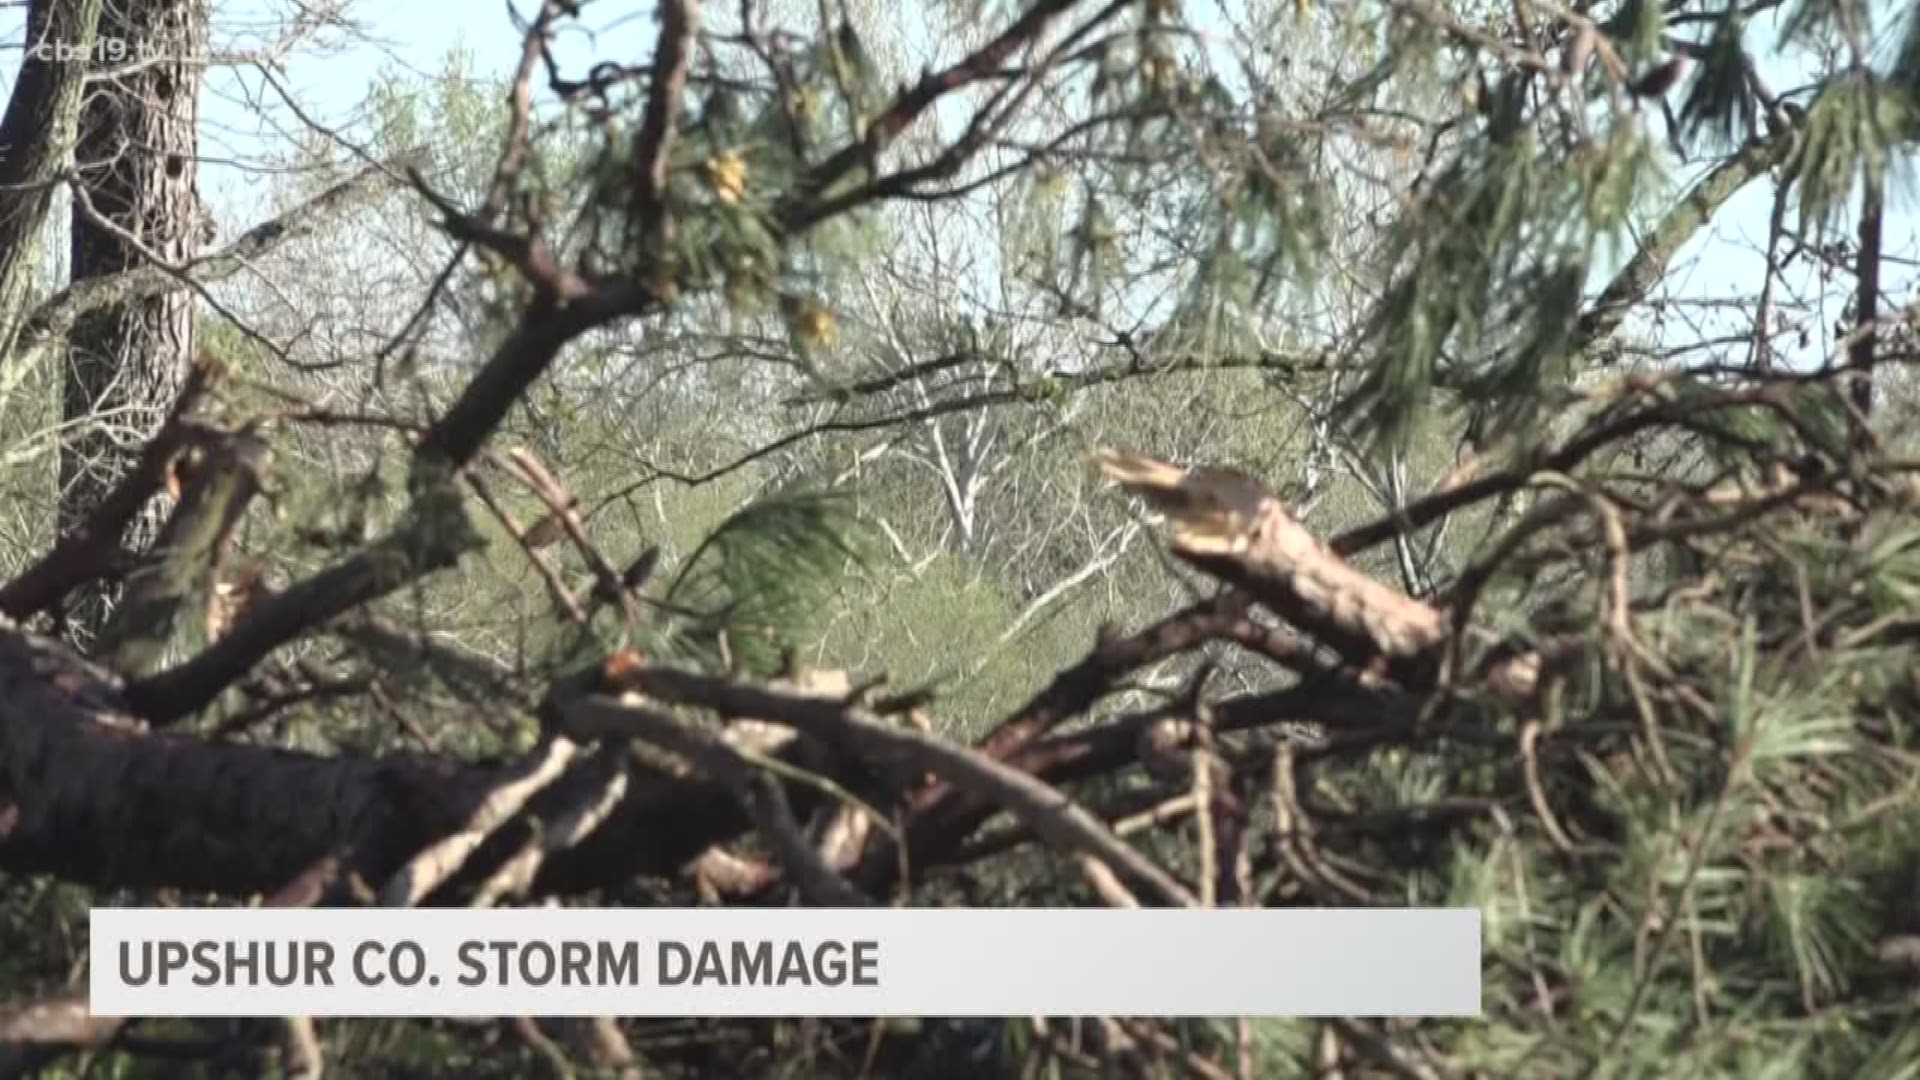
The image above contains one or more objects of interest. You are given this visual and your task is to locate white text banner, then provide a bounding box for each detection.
[90,907,1480,1017]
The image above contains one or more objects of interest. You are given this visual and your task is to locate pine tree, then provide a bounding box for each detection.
[4,0,1920,1075]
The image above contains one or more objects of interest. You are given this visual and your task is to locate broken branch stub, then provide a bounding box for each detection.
[1095,451,1537,700]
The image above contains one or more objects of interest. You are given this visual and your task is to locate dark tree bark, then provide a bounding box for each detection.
[0,0,105,359]
[0,626,753,899]
[58,0,208,638]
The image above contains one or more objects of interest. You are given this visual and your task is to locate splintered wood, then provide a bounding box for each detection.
[1095,450,1537,700]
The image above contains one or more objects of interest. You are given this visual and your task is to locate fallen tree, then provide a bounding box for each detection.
[4,0,1920,1075]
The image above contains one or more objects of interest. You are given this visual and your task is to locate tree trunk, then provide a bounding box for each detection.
[0,0,105,361]
[58,0,207,639]
[0,626,755,899]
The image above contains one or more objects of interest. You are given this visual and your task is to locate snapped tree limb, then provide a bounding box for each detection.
[1097,451,1450,685]
[1096,451,1539,700]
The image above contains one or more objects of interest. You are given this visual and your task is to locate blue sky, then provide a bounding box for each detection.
[3,1,536,222]
[3,0,1914,372]
[194,2,529,215]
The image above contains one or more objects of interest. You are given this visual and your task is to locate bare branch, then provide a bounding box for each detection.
[571,666,1200,907]
[0,357,217,620]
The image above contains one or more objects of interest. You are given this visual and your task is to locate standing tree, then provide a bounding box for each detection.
[56,0,209,637]
[0,0,101,362]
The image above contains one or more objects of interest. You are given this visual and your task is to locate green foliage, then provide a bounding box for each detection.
[1777,0,1877,55]
[1680,12,1760,152]
[662,488,873,675]
[1674,375,1851,467]
[1899,6,1920,109]
[1790,73,1913,234]
[1344,119,1660,444]
[1602,0,1669,68]
[17,1,1920,1076]
[821,556,1115,737]
[196,315,272,377]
